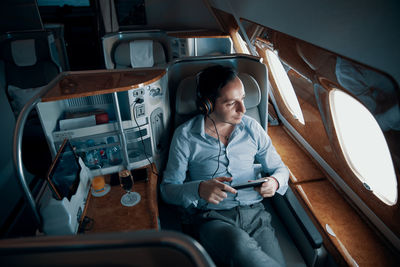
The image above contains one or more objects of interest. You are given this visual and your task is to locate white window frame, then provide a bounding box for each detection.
[329,89,397,206]
[266,49,305,125]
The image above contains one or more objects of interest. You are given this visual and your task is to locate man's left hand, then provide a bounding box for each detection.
[254,177,279,198]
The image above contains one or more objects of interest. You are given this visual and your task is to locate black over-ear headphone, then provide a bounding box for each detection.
[198,95,214,115]
[196,65,237,116]
[196,72,214,115]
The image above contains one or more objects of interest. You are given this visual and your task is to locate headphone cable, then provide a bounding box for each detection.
[207,115,222,179]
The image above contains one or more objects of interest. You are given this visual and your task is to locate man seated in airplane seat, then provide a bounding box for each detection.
[160,65,289,267]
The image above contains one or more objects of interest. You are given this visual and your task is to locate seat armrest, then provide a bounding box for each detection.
[273,186,323,248]
[256,167,322,248]
[272,186,327,267]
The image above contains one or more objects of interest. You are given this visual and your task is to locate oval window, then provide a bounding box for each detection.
[266,49,305,124]
[330,89,397,205]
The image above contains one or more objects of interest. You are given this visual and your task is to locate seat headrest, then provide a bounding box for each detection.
[114,40,166,68]
[0,37,52,66]
[0,35,59,89]
[176,76,198,115]
[176,72,261,115]
[11,39,37,67]
[238,73,261,109]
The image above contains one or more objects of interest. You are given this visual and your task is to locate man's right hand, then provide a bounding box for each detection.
[198,177,237,204]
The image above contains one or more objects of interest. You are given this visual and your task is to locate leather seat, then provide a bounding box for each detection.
[0,31,58,176]
[160,58,328,266]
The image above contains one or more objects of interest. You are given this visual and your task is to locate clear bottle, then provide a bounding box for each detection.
[86,139,102,169]
[107,136,122,165]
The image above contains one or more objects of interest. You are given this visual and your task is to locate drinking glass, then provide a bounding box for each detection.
[118,170,141,207]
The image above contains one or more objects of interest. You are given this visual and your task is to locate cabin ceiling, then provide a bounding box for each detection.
[1,0,399,84]
[209,0,400,86]
[145,0,220,30]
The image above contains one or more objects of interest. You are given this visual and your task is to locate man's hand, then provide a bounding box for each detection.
[199,177,237,204]
[254,177,279,198]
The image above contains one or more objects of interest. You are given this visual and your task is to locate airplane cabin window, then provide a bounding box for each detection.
[266,49,305,124]
[329,89,397,206]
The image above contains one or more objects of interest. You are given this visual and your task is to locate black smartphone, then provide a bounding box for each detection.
[232,179,268,190]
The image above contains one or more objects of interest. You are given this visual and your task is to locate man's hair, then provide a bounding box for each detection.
[196,64,238,105]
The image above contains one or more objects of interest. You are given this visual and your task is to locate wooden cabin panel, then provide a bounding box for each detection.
[42,69,166,102]
[269,123,399,265]
[83,164,159,233]
[268,125,324,183]
[294,180,398,267]
[250,23,400,248]
[256,41,341,175]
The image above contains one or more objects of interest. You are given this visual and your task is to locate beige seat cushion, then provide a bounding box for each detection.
[114,40,166,69]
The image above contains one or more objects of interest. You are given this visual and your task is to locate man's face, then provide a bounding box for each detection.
[211,76,246,125]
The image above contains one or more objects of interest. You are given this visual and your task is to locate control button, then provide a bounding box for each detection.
[132,88,145,97]
[149,87,161,97]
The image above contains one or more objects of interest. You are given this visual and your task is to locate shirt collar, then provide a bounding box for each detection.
[191,114,206,138]
[190,114,246,138]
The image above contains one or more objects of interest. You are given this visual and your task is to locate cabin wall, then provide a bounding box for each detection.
[208,4,400,260]
[209,0,400,87]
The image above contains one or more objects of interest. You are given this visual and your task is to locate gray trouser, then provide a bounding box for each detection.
[190,202,286,267]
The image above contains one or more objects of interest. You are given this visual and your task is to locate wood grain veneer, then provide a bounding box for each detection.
[42,69,166,102]
[258,35,400,245]
[269,125,400,265]
[316,79,400,240]
[243,19,400,265]
[294,181,398,266]
[256,43,340,171]
[268,125,324,183]
[82,164,159,233]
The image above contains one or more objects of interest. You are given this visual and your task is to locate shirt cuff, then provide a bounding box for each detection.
[270,170,289,196]
[182,180,203,208]
[269,176,280,190]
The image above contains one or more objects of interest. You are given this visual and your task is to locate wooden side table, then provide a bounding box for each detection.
[81,164,159,233]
